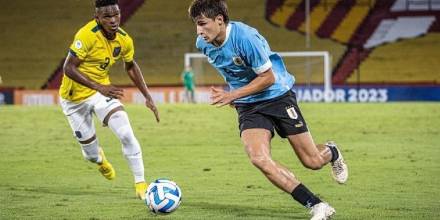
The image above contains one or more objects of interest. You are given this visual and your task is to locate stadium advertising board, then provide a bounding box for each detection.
[123,87,213,104]
[10,85,440,105]
[14,90,60,106]
[12,87,214,105]
[294,85,440,102]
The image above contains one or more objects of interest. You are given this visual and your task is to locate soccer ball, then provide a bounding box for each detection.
[145,178,182,214]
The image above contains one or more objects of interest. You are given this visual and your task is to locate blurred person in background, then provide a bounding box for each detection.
[182,66,196,103]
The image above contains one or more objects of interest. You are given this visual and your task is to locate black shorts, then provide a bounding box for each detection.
[235,91,308,138]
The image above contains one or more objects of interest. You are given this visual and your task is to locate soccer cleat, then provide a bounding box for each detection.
[98,148,116,180]
[326,141,348,184]
[135,182,148,200]
[309,202,335,220]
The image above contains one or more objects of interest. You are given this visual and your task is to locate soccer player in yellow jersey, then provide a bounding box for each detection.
[59,0,159,200]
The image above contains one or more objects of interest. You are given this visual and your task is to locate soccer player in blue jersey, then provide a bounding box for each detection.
[189,0,348,219]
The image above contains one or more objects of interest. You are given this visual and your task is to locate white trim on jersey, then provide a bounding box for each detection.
[219,23,232,48]
[253,60,272,74]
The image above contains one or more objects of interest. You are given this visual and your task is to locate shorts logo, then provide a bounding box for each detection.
[233,56,244,66]
[74,40,82,49]
[75,131,82,139]
[286,106,298,119]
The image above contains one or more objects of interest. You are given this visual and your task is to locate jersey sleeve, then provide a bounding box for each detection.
[238,33,272,74]
[69,30,93,60]
[122,35,134,62]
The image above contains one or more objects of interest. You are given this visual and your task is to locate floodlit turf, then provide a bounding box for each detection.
[0,103,439,219]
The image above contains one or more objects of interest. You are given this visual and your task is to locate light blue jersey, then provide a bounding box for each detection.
[196,21,295,103]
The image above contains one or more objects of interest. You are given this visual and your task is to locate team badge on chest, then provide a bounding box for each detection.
[113,47,121,57]
[233,56,244,66]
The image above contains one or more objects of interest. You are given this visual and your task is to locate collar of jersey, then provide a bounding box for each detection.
[216,23,232,48]
[92,20,121,41]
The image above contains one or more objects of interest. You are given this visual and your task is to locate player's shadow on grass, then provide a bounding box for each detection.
[186,201,304,219]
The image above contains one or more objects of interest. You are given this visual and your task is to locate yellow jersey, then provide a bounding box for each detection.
[59,20,134,102]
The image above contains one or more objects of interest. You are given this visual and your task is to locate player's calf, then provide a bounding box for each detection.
[300,156,326,170]
[108,110,145,184]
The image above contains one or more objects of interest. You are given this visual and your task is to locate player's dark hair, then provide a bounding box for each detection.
[189,0,229,23]
[95,0,118,8]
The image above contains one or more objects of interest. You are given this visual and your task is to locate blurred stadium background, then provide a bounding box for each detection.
[1,0,440,104]
[1,0,440,219]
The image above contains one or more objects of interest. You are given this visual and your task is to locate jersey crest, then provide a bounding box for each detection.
[233,56,244,66]
[286,106,298,119]
[113,47,121,57]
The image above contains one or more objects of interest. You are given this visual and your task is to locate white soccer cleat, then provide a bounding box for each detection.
[310,202,335,220]
[326,141,348,184]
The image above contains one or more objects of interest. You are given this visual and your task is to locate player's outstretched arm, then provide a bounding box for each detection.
[210,68,275,107]
[63,54,124,99]
[125,60,160,123]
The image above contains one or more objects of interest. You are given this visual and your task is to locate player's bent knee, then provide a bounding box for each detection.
[107,111,138,145]
[116,125,136,144]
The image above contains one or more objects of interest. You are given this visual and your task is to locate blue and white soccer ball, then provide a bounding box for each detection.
[145,178,182,214]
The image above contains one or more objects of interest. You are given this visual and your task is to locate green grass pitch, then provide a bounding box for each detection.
[1,103,439,219]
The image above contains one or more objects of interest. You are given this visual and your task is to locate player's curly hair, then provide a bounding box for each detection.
[189,0,229,23]
[95,0,118,8]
